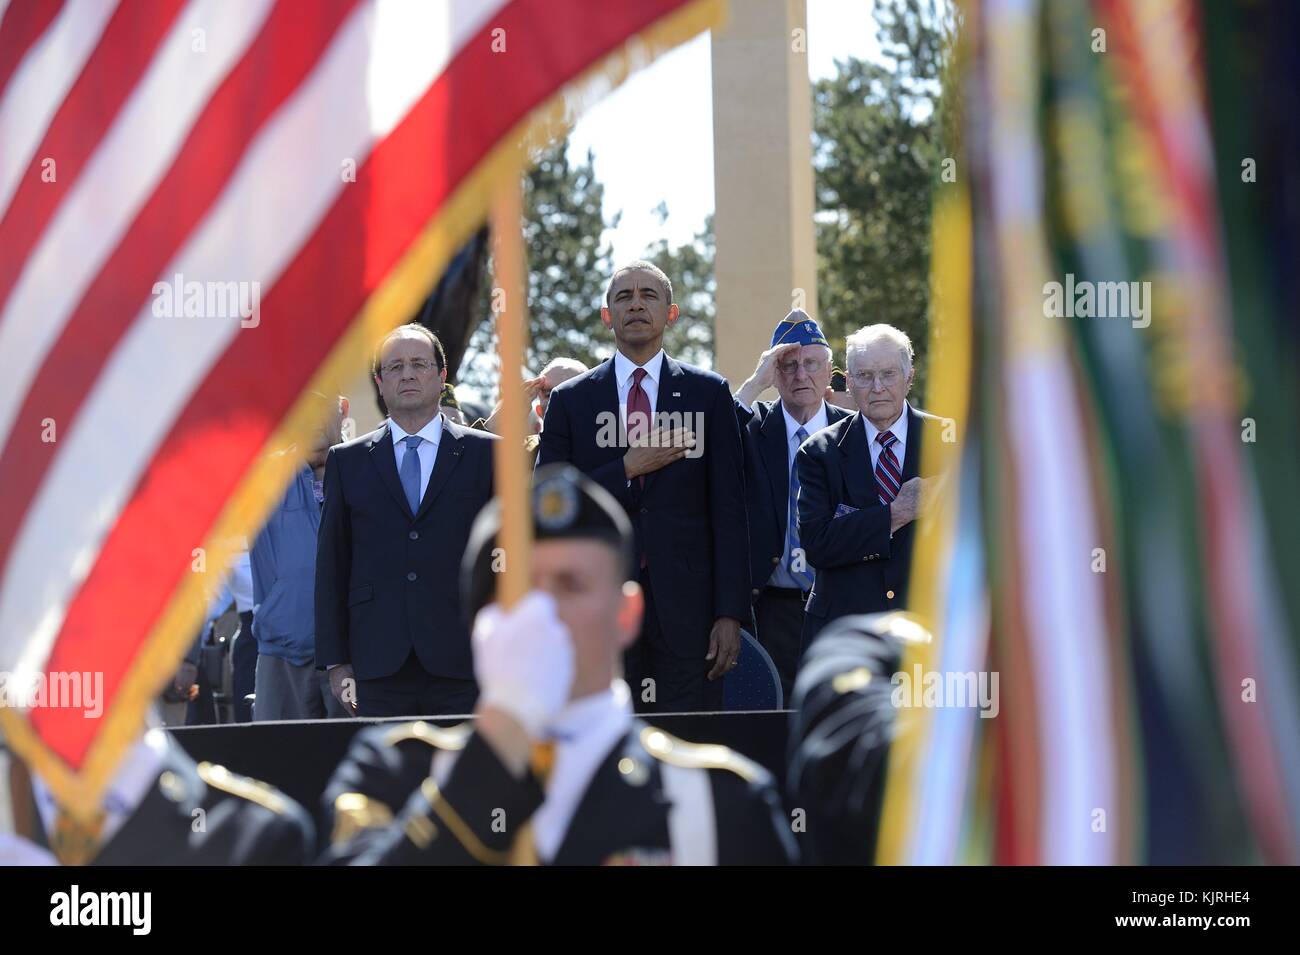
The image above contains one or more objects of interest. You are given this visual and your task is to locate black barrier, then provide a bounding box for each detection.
[171,710,793,818]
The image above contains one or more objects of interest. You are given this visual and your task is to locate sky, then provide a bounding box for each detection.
[567,0,883,264]
[459,2,885,398]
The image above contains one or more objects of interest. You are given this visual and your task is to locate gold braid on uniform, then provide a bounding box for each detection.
[197,762,291,815]
[330,721,470,846]
[639,727,764,783]
[381,720,472,751]
[331,793,396,845]
[418,778,510,864]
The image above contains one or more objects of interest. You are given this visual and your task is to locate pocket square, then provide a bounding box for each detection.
[834,503,859,519]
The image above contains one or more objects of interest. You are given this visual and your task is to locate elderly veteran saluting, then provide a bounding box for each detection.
[733,310,853,702]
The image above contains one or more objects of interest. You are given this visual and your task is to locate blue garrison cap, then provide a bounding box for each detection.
[771,309,829,349]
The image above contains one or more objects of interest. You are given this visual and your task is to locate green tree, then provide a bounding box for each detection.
[460,137,617,394]
[461,139,717,396]
[641,212,715,369]
[813,0,956,398]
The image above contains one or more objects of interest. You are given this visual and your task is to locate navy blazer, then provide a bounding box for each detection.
[735,398,854,598]
[537,355,750,655]
[795,405,944,639]
[315,415,497,681]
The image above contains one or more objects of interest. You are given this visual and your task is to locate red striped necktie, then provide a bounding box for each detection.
[874,430,902,504]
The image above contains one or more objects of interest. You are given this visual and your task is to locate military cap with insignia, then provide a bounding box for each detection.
[770,308,830,349]
[461,463,635,623]
[786,611,931,866]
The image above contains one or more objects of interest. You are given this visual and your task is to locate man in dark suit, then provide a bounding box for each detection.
[316,323,497,717]
[536,261,750,713]
[796,324,945,647]
[320,465,795,865]
[733,310,853,702]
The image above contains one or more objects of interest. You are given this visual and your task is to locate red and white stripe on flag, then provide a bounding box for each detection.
[0,0,722,817]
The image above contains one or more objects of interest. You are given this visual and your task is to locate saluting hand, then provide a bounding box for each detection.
[736,343,801,406]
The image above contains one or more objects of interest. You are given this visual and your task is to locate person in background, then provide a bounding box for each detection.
[439,383,468,426]
[733,310,853,702]
[537,261,750,712]
[250,392,353,721]
[796,324,945,646]
[473,358,590,467]
[316,323,497,717]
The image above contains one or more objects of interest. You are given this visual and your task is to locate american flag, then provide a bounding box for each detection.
[0,0,720,817]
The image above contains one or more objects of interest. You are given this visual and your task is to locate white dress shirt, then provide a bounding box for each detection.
[782,401,831,470]
[769,400,831,589]
[613,348,665,427]
[864,401,911,475]
[389,414,444,502]
[530,680,634,862]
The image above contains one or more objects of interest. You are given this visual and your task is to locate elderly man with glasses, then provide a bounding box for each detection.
[794,324,947,648]
[733,310,854,702]
[315,323,498,718]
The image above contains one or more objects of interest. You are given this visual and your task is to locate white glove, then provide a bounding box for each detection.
[472,591,574,738]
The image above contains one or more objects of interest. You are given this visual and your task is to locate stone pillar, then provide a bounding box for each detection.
[710,0,818,392]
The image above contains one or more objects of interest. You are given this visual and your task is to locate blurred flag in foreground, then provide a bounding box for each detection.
[0,0,723,818]
[881,0,1300,865]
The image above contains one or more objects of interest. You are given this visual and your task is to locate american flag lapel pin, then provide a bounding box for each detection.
[672,391,681,397]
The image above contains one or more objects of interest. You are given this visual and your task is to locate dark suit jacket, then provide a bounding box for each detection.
[796,405,943,641]
[536,355,750,654]
[315,415,497,681]
[322,719,796,865]
[735,398,854,598]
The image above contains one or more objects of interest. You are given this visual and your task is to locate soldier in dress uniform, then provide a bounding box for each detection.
[1,722,314,865]
[785,611,930,865]
[321,463,798,865]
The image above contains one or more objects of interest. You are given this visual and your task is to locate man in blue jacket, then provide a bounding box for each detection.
[250,391,352,720]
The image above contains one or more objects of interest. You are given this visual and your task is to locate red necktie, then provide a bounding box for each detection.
[627,367,651,490]
[875,430,902,504]
[627,367,651,569]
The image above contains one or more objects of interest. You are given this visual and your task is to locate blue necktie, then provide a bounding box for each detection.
[786,426,814,589]
[400,435,423,514]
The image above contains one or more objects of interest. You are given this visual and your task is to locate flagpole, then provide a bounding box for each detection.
[489,174,532,610]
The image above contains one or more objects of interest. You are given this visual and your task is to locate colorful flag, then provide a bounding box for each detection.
[885,0,1300,865]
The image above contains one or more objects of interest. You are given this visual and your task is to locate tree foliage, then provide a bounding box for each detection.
[813,0,956,397]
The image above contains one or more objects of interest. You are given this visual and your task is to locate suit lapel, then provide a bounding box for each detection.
[837,412,875,507]
[826,402,853,427]
[762,401,793,521]
[643,355,685,495]
[368,425,413,520]
[901,405,923,482]
[415,416,465,520]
